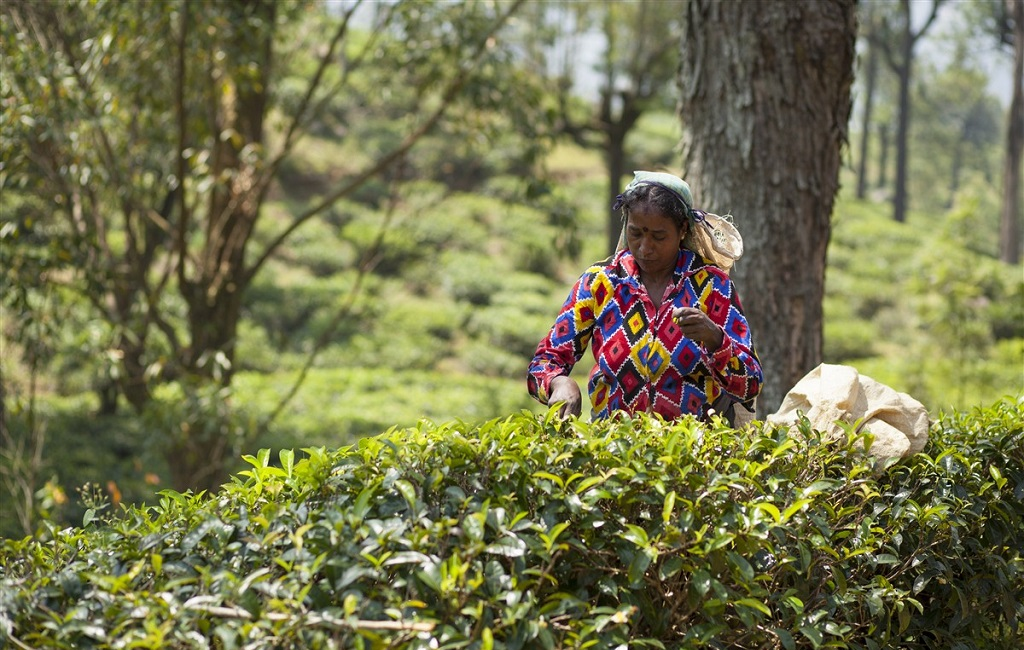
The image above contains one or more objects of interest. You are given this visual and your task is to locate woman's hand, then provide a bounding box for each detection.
[672,306,725,350]
[548,376,583,418]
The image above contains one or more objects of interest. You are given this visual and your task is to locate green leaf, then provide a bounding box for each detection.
[279,448,295,480]
[662,490,677,524]
[734,597,771,616]
[705,532,734,552]
[352,485,376,522]
[799,626,823,647]
[799,480,838,498]
[753,502,781,524]
[532,471,564,489]
[628,548,654,587]
[775,628,796,650]
[727,551,755,582]
[485,535,526,558]
[621,524,650,547]
[394,479,417,510]
[691,568,712,597]
[782,498,813,522]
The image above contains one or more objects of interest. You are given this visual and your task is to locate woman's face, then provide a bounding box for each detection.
[625,204,685,278]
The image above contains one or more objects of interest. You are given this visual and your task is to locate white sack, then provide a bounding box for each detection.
[767,363,930,460]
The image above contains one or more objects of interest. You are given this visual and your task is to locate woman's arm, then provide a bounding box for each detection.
[691,273,763,401]
[527,272,597,406]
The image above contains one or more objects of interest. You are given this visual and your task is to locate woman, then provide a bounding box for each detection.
[527,171,762,421]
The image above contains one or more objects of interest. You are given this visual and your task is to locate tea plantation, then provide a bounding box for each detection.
[2,399,1021,649]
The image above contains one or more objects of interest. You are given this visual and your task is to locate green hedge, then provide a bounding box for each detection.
[1,399,1021,649]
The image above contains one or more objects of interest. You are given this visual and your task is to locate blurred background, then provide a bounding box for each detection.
[1,0,1021,538]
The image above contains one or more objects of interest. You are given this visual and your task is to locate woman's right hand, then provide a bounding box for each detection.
[548,376,583,418]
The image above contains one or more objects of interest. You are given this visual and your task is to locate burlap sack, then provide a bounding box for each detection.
[767,363,930,460]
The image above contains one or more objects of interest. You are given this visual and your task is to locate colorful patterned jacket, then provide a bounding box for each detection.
[528,248,762,420]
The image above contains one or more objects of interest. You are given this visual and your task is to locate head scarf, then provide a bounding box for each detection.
[613,170,744,273]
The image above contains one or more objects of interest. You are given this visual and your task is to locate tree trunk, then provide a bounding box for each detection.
[949,135,964,208]
[600,89,643,256]
[1000,0,1023,265]
[856,35,878,200]
[168,0,275,493]
[877,122,890,189]
[892,0,912,223]
[678,0,856,416]
[607,130,628,255]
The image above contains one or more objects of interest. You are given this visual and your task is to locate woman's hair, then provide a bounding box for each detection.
[619,183,691,232]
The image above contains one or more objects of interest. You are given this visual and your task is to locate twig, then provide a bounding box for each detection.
[8,633,36,650]
[184,602,436,632]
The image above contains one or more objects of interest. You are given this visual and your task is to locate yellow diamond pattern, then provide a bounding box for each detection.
[627,312,645,336]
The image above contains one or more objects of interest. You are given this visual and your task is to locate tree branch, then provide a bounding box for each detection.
[183,601,435,632]
[245,0,526,282]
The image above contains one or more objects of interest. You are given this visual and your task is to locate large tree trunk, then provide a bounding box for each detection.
[1000,0,1023,265]
[678,0,856,416]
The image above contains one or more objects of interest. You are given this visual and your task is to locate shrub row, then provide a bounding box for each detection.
[1,398,1021,649]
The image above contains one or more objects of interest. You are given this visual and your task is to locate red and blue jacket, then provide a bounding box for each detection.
[528,248,762,420]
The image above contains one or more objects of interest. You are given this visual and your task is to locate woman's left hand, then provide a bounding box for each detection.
[672,306,724,350]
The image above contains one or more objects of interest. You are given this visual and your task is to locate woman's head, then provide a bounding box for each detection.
[614,172,697,267]
[614,170,745,273]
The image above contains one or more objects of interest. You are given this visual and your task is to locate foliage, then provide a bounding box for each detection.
[2,400,1021,649]
[824,183,1023,412]
[0,0,542,491]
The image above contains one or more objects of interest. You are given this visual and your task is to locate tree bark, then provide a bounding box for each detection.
[1000,0,1023,265]
[170,0,276,491]
[678,0,857,416]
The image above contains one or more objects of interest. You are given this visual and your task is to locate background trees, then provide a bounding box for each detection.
[2,0,1020,535]
[2,0,533,491]
[868,0,946,224]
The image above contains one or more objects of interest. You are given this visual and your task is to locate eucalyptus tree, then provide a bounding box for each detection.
[856,3,883,201]
[1,0,527,491]
[930,0,1022,263]
[678,0,857,415]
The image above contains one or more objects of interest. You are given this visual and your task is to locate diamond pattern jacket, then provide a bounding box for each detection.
[528,248,763,420]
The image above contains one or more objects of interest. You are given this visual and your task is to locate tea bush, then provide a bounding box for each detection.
[2,399,1021,649]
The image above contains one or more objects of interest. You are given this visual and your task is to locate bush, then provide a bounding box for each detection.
[2,400,1021,649]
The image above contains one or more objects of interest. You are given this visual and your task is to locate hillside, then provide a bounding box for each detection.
[1,116,1021,538]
